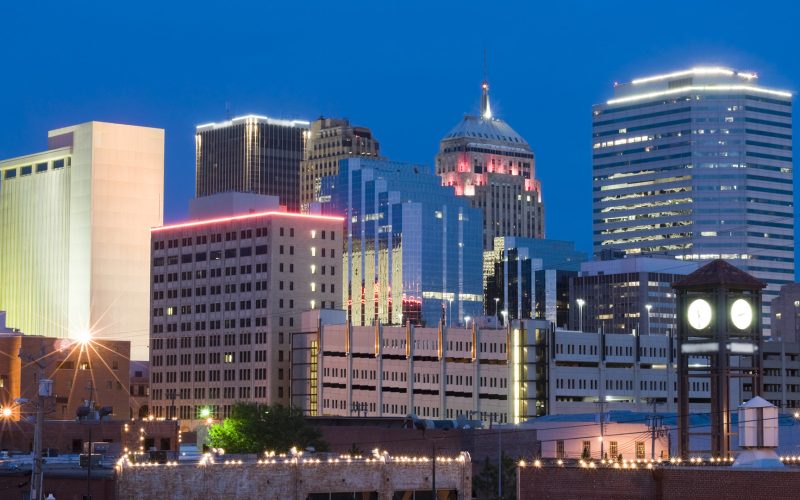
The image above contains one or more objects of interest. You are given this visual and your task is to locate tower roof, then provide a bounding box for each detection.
[672,259,767,291]
[440,81,530,149]
[442,115,529,146]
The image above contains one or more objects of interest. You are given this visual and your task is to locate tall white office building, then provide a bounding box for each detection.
[0,122,164,358]
[592,67,794,333]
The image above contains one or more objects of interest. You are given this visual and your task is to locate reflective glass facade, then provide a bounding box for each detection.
[322,158,483,327]
[484,237,587,327]
[196,115,309,212]
[593,68,794,333]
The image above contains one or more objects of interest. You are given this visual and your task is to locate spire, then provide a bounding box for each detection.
[481,80,492,119]
[481,49,492,119]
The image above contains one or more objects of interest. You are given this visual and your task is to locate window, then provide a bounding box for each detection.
[556,441,565,459]
[609,441,618,459]
[635,441,645,460]
[582,441,591,459]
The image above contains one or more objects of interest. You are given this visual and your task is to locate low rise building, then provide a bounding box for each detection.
[130,361,150,419]
[0,328,130,421]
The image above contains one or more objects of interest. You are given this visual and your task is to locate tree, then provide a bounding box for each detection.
[472,453,517,500]
[207,403,328,454]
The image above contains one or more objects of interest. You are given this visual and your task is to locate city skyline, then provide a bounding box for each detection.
[1,1,798,268]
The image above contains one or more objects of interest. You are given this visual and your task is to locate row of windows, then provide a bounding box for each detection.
[2,158,69,180]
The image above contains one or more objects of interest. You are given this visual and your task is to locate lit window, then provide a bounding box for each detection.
[311,247,316,257]
[311,265,316,275]
[310,300,316,310]
[311,230,316,239]
[311,283,316,292]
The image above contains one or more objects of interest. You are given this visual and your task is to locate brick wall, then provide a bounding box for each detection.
[116,457,472,500]
[519,465,800,500]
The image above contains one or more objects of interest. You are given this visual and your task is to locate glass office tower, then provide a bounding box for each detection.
[196,115,309,212]
[593,67,794,333]
[322,158,484,327]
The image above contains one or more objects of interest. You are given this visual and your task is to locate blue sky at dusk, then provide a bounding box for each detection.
[1,0,798,260]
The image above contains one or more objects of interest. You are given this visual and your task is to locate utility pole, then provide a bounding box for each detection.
[595,401,606,459]
[86,381,94,500]
[647,398,662,460]
[431,440,436,499]
[22,342,50,500]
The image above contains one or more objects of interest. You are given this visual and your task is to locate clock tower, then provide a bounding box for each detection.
[673,259,766,459]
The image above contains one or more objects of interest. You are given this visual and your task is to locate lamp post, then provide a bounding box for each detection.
[576,299,585,332]
[645,304,653,336]
[448,298,453,328]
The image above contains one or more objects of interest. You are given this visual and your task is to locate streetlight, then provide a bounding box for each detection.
[448,298,453,328]
[645,304,653,336]
[576,299,585,332]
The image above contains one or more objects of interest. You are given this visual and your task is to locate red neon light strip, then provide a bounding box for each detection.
[152,211,344,232]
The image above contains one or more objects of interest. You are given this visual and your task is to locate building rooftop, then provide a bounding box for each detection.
[196,114,310,131]
[672,259,767,291]
[606,66,792,105]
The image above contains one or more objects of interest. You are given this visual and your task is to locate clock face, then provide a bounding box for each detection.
[730,298,753,330]
[687,298,712,330]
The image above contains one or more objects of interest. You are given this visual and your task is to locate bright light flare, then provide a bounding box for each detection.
[1,407,12,418]
[76,330,92,345]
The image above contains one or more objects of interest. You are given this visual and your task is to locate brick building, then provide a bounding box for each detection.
[148,193,344,429]
[0,332,130,421]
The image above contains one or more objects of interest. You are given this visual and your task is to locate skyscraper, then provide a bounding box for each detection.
[322,158,484,327]
[195,115,309,211]
[0,122,164,358]
[300,117,381,212]
[592,67,794,333]
[436,80,544,249]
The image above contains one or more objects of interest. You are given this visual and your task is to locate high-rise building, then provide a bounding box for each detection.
[436,80,544,249]
[592,67,794,333]
[321,158,484,327]
[569,256,698,336]
[771,283,800,342]
[484,237,587,327]
[300,117,381,212]
[147,193,342,429]
[0,122,164,358]
[195,115,310,211]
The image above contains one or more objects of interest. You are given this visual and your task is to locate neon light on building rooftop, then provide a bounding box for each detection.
[631,67,737,85]
[608,84,792,105]
[196,114,311,131]
[152,211,344,232]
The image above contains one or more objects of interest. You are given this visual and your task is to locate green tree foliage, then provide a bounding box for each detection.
[207,403,328,454]
[472,453,518,500]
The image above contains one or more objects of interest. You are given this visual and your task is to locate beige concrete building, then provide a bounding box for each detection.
[148,194,343,429]
[0,122,164,359]
[300,117,381,212]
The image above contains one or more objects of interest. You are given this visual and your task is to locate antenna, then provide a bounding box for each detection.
[483,48,488,82]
